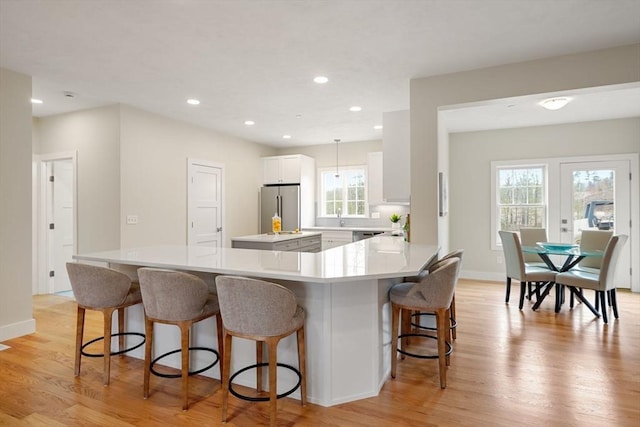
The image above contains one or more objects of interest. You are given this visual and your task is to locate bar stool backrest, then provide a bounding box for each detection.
[215,276,300,337]
[138,268,210,321]
[66,263,132,308]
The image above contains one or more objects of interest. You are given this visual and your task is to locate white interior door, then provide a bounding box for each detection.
[560,160,631,288]
[48,159,74,293]
[188,159,224,248]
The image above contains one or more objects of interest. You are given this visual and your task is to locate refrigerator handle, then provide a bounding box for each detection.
[277,194,282,217]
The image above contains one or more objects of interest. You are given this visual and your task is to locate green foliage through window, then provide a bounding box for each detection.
[320,168,367,217]
[497,166,546,232]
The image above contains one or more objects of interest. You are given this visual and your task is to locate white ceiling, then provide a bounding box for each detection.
[1,0,639,147]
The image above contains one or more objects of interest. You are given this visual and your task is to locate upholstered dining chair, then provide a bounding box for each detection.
[66,262,145,386]
[137,268,223,410]
[215,276,307,427]
[555,234,628,323]
[574,229,613,309]
[499,231,556,309]
[390,257,459,388]
[519,227,548,268]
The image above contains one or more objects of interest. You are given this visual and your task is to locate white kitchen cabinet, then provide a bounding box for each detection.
[263,154,313,185]
[367,151,384,205]
[321,230,353,250]
[382,110,410,202]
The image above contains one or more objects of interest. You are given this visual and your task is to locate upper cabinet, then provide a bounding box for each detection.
[382,110,410,203]
[367,151,384,205]
[263,154,313,185]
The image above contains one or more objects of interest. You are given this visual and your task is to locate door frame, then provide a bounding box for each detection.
[35,151,78,294]
[549,153,638,292]
[187,158,225,248]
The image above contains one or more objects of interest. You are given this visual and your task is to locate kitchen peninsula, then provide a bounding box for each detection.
[74,236,439,407]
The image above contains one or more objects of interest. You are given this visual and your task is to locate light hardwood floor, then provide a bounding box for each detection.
[1,279,638,426]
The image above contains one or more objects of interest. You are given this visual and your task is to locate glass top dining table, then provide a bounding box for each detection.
[521,244,604,312]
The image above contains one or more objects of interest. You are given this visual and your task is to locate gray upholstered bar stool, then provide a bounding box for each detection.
[137,268,223,410]
[215,276,307,427]
[66,262,145,386]
[390,257,459,388]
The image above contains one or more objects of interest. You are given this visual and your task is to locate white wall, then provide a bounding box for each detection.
[410,43,640,249]
[35,105,121,253]
[450,117,640,279]
[0,68,35,341]
[119,105,275,247]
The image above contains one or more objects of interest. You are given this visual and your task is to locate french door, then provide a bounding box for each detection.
[559,160,631,288]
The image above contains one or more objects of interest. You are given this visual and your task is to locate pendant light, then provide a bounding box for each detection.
[334,138,341,178]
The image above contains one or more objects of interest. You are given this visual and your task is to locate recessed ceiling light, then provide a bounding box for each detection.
[313,76,328,84]
[283,135,292,139]
[244,120,255,126]
[187,99,200,105]
[31,98,43,104]
[373,125,383,130]
[540,97,571,110]
[349,106,362,112]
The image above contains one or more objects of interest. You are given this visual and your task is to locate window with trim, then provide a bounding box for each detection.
[492,164,547,248]
[319,167,367,217]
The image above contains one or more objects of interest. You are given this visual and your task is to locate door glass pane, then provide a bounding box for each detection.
[571,169,615,242]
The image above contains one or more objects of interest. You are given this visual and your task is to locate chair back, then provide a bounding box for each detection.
[579,229,613,269]
[138,268,209,321]
[428,249,464,274]
[66,262,133,308]
[519,228,547,263]
[599,235,628,289]
[215,276,301,336]
[410,258,459,309]
[499,231,526,281]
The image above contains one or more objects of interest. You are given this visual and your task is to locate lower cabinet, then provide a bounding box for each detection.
[321,231,353,250]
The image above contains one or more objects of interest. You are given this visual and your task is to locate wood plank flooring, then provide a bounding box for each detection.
[1,279,638,426]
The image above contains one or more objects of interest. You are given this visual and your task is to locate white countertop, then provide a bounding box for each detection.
[231,231,321,242]
[74,236,438,284]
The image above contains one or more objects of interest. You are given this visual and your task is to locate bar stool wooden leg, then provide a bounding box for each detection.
[118,308,125,354]
[256,341,264,393]
[221,332,232,423]
[74,306,85,377]
[436,308,448,389]
[143,317,153,399]
[297,327,307,406]
[180,322,190,411]
[267,338,278,427]
[103,308,114,386]
[450,295,457,340]
[215,315,224,377]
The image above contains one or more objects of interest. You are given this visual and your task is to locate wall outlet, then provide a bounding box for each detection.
[371,212,381,219]
[126,215,138,225]
[497,255,503,264]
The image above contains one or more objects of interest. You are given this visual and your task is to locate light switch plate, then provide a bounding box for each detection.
[126,215,138,225]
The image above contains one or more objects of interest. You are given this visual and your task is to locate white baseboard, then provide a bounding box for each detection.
[0,318,36,342]
[459,269,504,283]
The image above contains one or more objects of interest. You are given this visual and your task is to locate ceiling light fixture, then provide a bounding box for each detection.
[349,106,362,112]
[373,125,383,130]
[540,97,571,111]
[313,76,328,84]
[244,120,255,126]
[283,135,291,139]
[334,138,341,178]
[31,98,43,104]
[187,99,200,105]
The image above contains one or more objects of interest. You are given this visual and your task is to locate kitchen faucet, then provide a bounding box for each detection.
[337,208,345,227]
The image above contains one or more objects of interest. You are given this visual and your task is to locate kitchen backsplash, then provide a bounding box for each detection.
[315,204,410,228]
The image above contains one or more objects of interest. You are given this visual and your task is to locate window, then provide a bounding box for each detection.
[491,163,547,248]
[319,167,367,217]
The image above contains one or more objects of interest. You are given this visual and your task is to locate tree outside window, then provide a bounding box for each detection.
[320,167,367,217]
[497,166,546,232]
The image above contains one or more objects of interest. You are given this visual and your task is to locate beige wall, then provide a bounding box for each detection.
[449,118,640,279]
[119,105,275,247]
[410,44,640,247]
[0,68,35,340]
[36,105,122,253]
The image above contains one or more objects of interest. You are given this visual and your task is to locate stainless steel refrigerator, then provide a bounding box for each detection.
[260,185,301,233]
